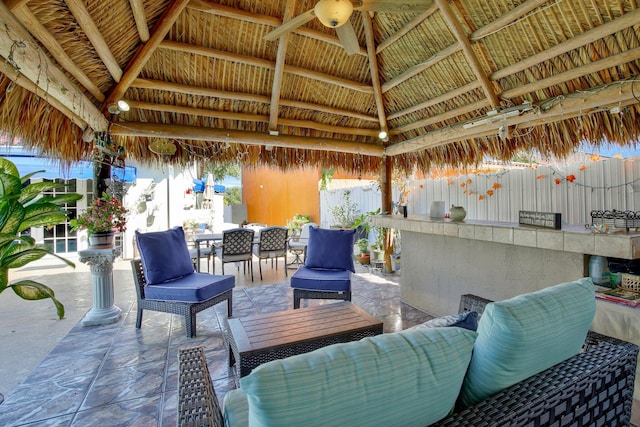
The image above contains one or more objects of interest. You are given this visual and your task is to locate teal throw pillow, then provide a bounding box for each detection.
[458,278,595,408]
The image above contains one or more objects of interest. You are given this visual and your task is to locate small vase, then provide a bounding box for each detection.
[88,231,115,249]
[449,205,466,221]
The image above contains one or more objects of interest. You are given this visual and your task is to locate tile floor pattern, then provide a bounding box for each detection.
[0,272,432,426]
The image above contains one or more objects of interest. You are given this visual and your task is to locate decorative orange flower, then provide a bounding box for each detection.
[590,154,601,162]
[492,183,501,189]
[536,175,545,180]
[566,174,576,182]
[467,179,472,184]
[419,184,424,189]
[555,178,562,185]
[460,182,466,188]
[478,194,485,200]
[487,190,494,196]
[614,154,623,159]
[469,191,474,195]
[579,165,586,171]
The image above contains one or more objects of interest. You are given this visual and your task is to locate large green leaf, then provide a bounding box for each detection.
[19,181,66,205]
[0,157,20,178]
[21,202,69,231]
[0,202,24,235]
[0,232,19,251]
[0,172,22,200]
[9,280,65,319]
[4,248,48,269]
[36,193,83,206]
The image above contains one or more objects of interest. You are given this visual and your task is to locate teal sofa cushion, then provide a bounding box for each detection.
[458,278,595,408]
[235,327,477,427]
[223,389,249,427]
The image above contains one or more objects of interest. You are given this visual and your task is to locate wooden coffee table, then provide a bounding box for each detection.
[226,302,383,377]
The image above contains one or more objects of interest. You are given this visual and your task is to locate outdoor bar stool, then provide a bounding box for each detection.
[290,227,355,309]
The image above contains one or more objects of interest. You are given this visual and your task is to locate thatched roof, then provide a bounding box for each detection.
[1,0,639,174]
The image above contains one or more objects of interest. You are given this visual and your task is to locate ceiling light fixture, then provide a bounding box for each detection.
[378,130,388,139]
[314,0,353,28]
[107,100,130,115]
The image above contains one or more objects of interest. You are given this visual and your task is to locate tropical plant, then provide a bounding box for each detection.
[331,190,359,228]
[0,157,82,319]
[356,238,369,254]
[70,193,128,234]
[351,208,381,236]
[286,213,311,235]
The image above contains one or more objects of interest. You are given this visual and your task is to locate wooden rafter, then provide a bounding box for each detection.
[268,0,296,133]
[435,0,499,108]
[110,122,385,156]
[103,0,190,110]
[9,4,104,101]
[376,2,438,54]
[129,0,150,42]
[0,1,107,130]
[387,81,482,120]
[391,99,490,134]
[64,0,123,83]
[470,0,549,41]
[362,11,387,137]
[130,78,378,122]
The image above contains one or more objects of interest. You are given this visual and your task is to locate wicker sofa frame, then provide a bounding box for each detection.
[177,294,639,426]
[131,259,233,338]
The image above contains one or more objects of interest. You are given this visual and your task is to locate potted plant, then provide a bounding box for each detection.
[355,238,370,264]
[0,157,81,319]
[286,213,311,236]
[351,208,381,240]
[70,192,128,248]
[331,190,359,229]
[370,226,387,262]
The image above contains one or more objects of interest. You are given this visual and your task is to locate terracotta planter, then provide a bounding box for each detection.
[357,253,370,265]
[88,231,115,249]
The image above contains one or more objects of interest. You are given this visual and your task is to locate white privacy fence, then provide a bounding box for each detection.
[320,157,640,228]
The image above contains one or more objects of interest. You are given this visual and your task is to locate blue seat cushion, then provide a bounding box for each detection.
[305,227,355,273]
[290,266,351,292]
[136,227,194,285]
[144,273,234,303]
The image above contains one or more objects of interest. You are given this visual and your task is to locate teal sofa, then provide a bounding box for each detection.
[178,278,639,426]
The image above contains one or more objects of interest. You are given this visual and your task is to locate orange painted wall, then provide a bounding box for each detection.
[242,166,321,226]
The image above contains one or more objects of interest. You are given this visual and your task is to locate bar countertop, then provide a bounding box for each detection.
[371,215,640,260]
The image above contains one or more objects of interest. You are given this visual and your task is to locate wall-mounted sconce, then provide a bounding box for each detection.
[82,127,95,142]
[107,100,130,115]
[378,130,389,143]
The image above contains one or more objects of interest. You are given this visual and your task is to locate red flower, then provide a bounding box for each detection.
[566,174,576,182]
[555,178,562,185]
[478,194,484,200]
[487,190,494,196]
[492,183,501,189]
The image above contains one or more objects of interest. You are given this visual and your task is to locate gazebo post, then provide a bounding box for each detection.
[380,157,394,273]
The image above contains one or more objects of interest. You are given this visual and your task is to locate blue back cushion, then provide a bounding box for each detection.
[135,227,194,285]
[305,227,355,272]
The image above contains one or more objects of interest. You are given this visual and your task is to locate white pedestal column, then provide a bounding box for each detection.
[78,248,122,326]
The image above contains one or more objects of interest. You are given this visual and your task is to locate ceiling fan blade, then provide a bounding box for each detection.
[335,21,360,56]
[352,0,434,13]
[264,9,316,41]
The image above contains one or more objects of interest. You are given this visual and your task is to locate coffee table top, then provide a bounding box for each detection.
[228,302,382,354]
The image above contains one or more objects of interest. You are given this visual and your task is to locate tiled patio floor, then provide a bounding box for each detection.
[0,259,431,426]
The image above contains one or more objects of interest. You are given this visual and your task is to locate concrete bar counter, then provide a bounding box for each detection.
[371,215,640,316]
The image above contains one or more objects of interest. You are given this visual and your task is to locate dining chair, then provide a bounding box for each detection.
[253,226,289,280]
[214,228,255,281]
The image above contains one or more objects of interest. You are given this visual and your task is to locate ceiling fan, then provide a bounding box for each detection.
[264,0,433,55]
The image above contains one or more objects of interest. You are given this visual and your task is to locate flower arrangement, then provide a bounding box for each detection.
[70,193,128,234]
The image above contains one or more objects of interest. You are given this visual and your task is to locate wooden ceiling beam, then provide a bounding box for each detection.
[110,122,385,157]
[159,41,372,93]
[382,42,460,92]
[492,7,640,80]
[386,78,640,155]
[268,0,295,133]
[0,2,107,131]
[501,46,640,100]
[129,0,150,42]
[64,0,123,82]
[470,0,549,41]
[362,11,387,137]
[435,0,499,108]
[104,0,190,110]
[131,78,378,122]
[376,2,439,54]
[391,99,490,134]
[128,100,379,137]
[9,4,105,101]
[387,80,482,120]
[187,0,367,56]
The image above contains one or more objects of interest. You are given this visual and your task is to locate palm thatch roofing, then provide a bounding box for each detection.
[0,0,639,175]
